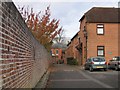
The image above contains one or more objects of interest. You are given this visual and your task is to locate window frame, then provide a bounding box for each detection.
[51,50,55,56]
[97,46,105,57]
[97,24,104,35]
[56,49,59,55]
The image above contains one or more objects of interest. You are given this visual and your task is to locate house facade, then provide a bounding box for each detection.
[51,48,62,64]
[78,7,120,65]
[66,7,119,66]
[51,43,67,64]
[65,33,82,65]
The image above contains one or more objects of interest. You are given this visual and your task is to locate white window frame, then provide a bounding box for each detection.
[97,46,105,57]
[97,24,104,35]
[56,50,59,55]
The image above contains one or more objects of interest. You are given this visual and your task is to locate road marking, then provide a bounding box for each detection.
[63,70,74,72]
[78,70,113,88]
[50,79,90,82]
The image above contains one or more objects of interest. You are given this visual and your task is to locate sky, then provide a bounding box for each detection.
[12,0,119,39]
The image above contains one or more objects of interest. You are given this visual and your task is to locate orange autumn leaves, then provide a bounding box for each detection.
[18,6,63,51]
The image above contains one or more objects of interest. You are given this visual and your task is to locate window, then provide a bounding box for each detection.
[93,58,105,62]
[97,24,104,35]
[56,50,59,55]
[51,50,55,56]
[97,46,105,57]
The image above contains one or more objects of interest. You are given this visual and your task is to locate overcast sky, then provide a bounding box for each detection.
[13,0,119,39]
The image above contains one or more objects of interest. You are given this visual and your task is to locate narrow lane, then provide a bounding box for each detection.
[46,64,118,88]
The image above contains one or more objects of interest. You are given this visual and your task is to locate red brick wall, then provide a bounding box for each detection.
[51,48,62,63]
[79,17,119,65]
[0,2,50,88]
[87,23,119,62]
[78,18,87,65]
[72,36,81,65]
[65,44,74,58]
[65,35,81,65]
[51,48,62,60]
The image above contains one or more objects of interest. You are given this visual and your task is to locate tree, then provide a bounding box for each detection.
[18,5,63,51]
[54,28,65,44]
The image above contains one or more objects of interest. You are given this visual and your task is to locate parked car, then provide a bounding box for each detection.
[84,57,107,72]
[108,56,120,71]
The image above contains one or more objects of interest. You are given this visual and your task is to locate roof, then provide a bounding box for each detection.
[71,33,78,41]
[67,41,71,46]
[79,7,120,23]
[52,43,67,49]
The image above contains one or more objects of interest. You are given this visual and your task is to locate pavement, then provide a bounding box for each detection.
[33,68,51,89]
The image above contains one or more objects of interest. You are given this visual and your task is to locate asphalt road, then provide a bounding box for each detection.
[46,64,119,89]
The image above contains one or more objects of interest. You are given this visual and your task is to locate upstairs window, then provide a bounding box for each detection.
[97,24,104,35]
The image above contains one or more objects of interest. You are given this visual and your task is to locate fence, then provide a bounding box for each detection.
[0,1,50,88]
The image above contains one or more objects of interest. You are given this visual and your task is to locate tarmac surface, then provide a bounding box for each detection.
[46,64,119,89]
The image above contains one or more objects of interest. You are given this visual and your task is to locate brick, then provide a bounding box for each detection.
[0,2,50,88]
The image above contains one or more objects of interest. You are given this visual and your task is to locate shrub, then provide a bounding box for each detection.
[58,59,64,64]
[67,57,78,65]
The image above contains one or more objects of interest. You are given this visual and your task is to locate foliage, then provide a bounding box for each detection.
[58,59,64,64]
[18,5,63,51]
[67,57,78,65]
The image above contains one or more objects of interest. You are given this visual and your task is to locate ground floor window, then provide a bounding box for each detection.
[97,46,105,57]
[56,49,59,55]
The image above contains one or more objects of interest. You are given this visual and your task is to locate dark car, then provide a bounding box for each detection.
[84,57,107,72]
[108,56,120,71]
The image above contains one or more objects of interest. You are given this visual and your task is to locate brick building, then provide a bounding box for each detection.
[66,7,120,66]
[51,43,66,64]
[51,48,62,63]
[78,7,120,65]
[65,33,82,65]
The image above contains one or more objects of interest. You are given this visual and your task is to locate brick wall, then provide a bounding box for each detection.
[0,2,50,88]
[65,36,81,65]
[87,23,119,62]
[79,16,119,65]
[65,43,74,59]
[51,48,62,60]
[78,18,87,65]
[72,35,81,64]
[51,48,62,64]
